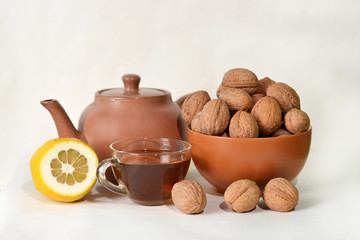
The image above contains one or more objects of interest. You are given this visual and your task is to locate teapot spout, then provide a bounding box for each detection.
[41,99,87,143]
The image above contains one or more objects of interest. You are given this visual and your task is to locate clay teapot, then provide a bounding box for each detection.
[41,74,187,161]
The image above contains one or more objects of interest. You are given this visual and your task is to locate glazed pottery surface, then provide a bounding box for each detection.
[41,74,187,161]
[187,127,312,193]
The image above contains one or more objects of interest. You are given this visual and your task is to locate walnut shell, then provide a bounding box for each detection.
[249,93,265,112]
[256,77,275,95]
[266,82,300,114]
[224,179,260,213]
[272,128,292,137]
[190,99,230,136]
[251,96,282,136]
[216,84,230,97]
[229,111,259,138]
[263,178,299,212]
[171,180,207,214]
[222,68,259,95]
[221,131,229,137]
[284,109,310,134]
[181,91,211,125]
[218,87,252,112]
[190,112,202,133]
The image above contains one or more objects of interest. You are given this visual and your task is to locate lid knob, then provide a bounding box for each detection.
[122,74,140,93]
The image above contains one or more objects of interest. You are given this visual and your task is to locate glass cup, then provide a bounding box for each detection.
[96,138,191,206]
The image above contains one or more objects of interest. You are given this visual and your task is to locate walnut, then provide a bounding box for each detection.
[266,82,300,114]
[284,109,310,134]
[256,77,275,95]
[229,111,259,138]
[216,84,230,97]
[224,179,260,213]
[190,112,202,133]
[190,99,230,136]
[272,128,292,137]
[222,68,259,95]
[251,96,282,136]
[171,180,207,214]
[218,87,252,112]
[249,93,265,112]
[221,131,229,137]
[181,91,211,125]
[263,178,299,212]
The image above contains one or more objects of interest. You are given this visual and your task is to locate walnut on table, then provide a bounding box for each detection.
[171,180,207,214]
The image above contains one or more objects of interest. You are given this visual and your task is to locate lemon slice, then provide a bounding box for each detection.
[30,138,99,202]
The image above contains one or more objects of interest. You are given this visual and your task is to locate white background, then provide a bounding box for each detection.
[1,0,360,239]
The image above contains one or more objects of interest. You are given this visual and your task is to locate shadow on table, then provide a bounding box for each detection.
[165,198,221,215]
[22,179,122,203]
[80,183,123,202]
[22,180,48,202]
[219,196,314,213]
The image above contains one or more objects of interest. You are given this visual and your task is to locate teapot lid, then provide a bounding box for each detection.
[97,74,168,98]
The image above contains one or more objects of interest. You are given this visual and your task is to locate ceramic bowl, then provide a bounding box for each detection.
[187,127,312,193]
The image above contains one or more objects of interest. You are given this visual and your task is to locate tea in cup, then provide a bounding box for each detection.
[97,138,191,206]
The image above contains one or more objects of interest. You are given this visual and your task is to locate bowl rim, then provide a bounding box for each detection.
[187,126,312,142]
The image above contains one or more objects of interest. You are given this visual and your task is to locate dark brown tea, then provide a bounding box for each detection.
[116,152,191,206]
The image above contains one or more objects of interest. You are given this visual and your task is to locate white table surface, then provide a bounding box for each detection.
[1,153,360,240]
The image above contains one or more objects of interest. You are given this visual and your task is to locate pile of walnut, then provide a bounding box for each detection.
[225,178,299,213]
[171,178,299,214]
[181,68,310,137]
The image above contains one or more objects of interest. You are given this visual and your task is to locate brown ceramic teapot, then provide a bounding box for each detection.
[41,74,187,161]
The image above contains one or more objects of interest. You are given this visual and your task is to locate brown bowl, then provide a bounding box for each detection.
[187,127,312,193]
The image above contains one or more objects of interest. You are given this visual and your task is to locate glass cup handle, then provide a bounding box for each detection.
[96,157,128,195]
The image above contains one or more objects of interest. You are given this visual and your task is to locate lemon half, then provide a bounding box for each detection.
[30,138,99,202]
